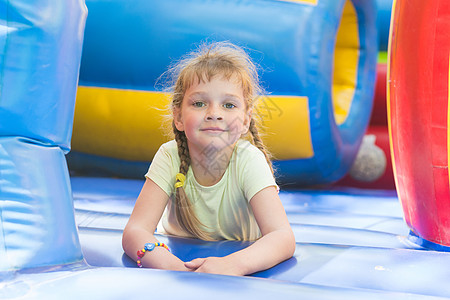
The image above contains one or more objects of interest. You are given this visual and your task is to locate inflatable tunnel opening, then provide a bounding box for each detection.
[332,0,359,125]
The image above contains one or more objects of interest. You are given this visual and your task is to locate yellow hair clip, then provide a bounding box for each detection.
[174,173,186,188]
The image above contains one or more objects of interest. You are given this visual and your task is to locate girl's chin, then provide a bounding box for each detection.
[189,138,238,154]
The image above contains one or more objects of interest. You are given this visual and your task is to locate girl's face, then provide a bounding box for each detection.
[174,75,251,156]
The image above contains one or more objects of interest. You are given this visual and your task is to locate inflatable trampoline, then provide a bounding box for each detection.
[2,0,450,299]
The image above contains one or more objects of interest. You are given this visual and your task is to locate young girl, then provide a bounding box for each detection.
[122,42,295,276]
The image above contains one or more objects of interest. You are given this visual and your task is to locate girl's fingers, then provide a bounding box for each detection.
[184,258,205,269]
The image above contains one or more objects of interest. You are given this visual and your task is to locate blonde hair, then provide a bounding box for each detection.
[166,41,273,240]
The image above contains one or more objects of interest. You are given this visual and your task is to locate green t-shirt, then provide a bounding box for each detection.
[145,139,277,241]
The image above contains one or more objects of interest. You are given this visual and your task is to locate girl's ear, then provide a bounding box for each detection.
[243,108,252,134]
[173,108,185,132]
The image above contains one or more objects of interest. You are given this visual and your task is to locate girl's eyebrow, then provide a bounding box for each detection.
[187,92,241,100]
[223,93,242,101]
[186,91,208,99]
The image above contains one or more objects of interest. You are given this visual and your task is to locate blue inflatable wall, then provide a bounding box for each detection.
[0,0,87,270]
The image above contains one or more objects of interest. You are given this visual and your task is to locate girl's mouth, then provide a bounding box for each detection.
[200,127,226,133]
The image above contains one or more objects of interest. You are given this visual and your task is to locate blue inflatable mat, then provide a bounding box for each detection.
[68,177,450,298]
[3,176,450,299]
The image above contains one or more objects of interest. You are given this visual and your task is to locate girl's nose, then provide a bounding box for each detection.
[205,106,223,121]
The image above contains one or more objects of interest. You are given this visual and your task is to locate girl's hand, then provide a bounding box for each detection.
[184,257,244,276]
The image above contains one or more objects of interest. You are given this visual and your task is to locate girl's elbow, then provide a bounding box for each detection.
[285,229,296,258]
[121,227,131,253]
[288,239,296,258]
[121,224,138,254]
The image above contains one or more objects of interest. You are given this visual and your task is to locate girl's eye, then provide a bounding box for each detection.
[224,103,236,109]
[193,101,205,108]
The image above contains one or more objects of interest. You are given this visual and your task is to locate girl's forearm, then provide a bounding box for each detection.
[226,228,296,275]
[122,226,188,271]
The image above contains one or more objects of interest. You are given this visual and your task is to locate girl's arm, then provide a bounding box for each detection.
[185,186,295,275]
[122,178,190,271]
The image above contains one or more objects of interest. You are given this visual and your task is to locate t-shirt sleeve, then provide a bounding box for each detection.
[145,143,177,197]
[240,147,278,202]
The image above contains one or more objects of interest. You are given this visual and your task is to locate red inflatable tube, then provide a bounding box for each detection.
[370,63,387,126]
[388,0,450,248]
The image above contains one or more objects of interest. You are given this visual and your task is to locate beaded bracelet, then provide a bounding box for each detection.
[136,242,170,268]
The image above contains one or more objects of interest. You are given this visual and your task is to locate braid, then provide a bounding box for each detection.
[172,122,213,241]
[173,123,191,174]
[248,118,274,175]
